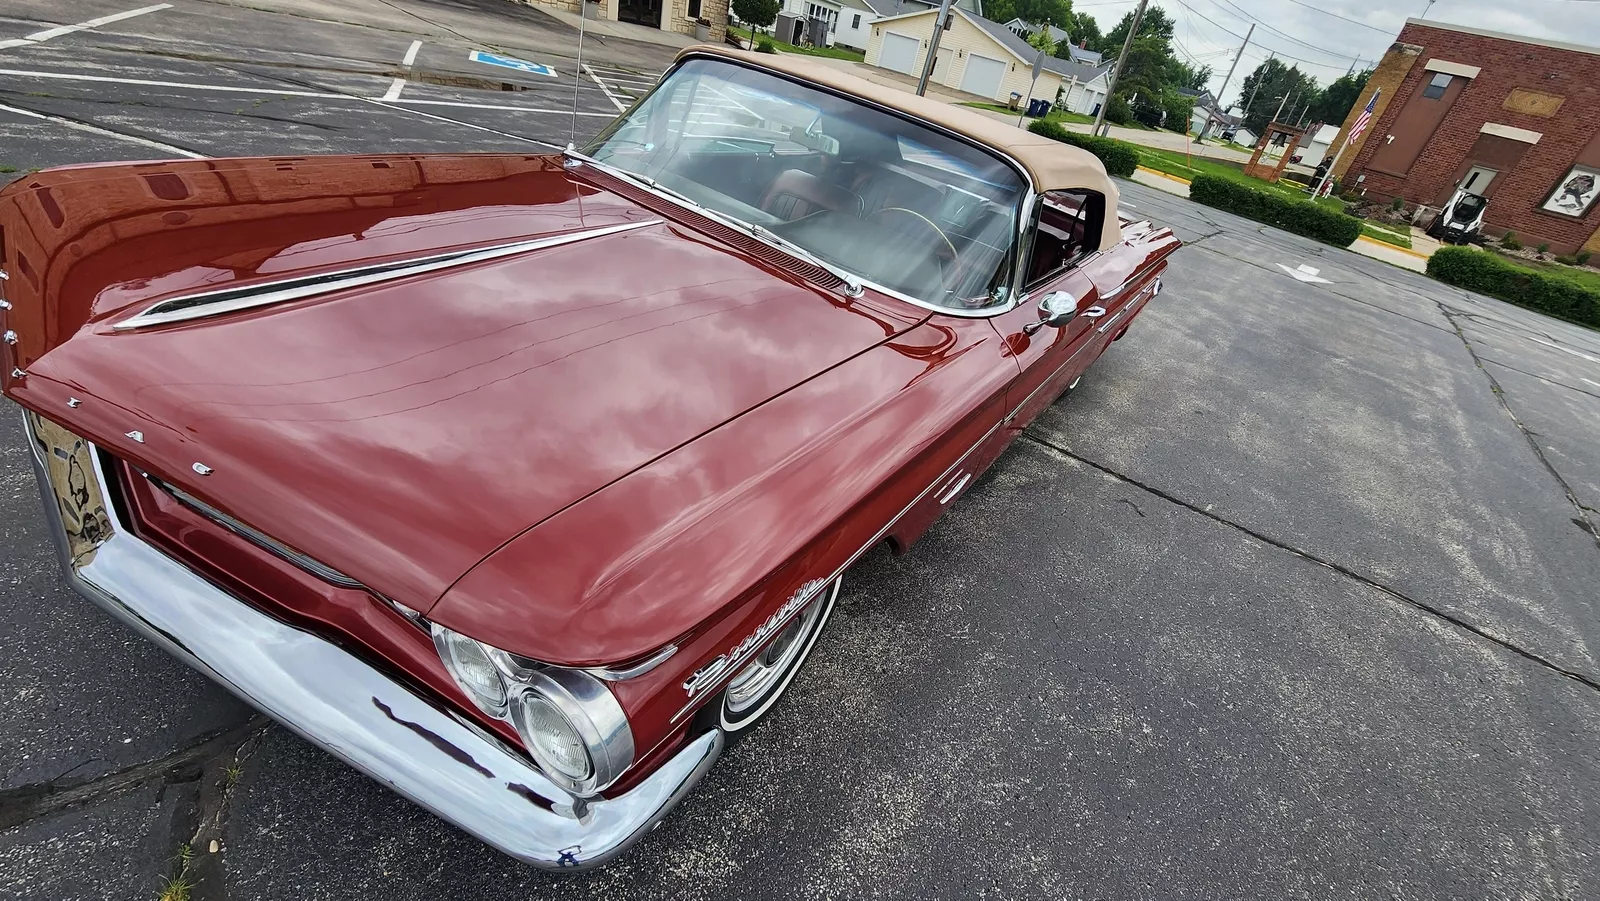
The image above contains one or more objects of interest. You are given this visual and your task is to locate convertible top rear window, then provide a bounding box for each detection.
[583,58,1027,310]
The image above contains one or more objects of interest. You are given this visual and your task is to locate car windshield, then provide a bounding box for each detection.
[580,58,1028,310]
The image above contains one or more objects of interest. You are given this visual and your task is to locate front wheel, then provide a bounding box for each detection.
[710,578,839,736]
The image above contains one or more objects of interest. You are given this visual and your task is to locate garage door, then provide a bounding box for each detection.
[880,32,919,75]
[960,53,1007,99]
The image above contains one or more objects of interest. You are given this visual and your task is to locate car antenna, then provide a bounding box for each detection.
[569,5,588,149]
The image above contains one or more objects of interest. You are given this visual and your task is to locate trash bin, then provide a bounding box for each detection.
[1007,92,1022,110]
[1028,98,1050,117]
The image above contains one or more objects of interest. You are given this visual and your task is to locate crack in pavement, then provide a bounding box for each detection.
[1019,431,1600,695]
[1476,356,1600,401]
[1435,301,1600,555]
[0,717,267,831]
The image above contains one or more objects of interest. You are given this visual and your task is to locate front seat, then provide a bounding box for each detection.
[760,169,861,221]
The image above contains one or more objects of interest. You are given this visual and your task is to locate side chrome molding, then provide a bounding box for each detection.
[114,219,662,331]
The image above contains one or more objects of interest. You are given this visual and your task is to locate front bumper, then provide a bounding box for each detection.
[24,414,722,870]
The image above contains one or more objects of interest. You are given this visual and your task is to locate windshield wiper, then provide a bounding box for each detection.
[564,148,865,298]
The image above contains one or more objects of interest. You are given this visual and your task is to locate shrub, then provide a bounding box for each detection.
[1501,231,1521,250]
[1026,119,1138,177]
[755,37,777,53]
[1104,94,1134,126]
[1557,254,1579,266]
[1537,242,1551,256]
[1390,196,1405,211]
[1580,250,1594,266]
[1428,246,1600,328]
[1188,174,1363,247]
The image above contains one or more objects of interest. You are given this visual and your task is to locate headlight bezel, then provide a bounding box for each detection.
[428,623,634,797]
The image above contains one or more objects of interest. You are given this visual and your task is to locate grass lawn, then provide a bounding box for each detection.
[957,102,1096,126]
[1360,223,1413,249]
[1134,147,1348,214]
[1492,251,1600,292]
[727,26,865,61]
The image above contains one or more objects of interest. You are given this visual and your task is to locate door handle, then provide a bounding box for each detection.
[1081,305,1108,319]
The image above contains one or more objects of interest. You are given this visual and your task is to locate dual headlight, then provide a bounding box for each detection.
[430,624,634,797]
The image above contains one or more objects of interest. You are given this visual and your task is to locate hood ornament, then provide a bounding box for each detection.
[192,462,213,475]
[126,431,145,443]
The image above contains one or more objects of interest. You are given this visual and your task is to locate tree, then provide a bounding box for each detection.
[1095,6,1174,55]
[984,0,1074,30]
[1235,58,1318,134]
[1069,11,1100,50]
[1027,26,1056,56]
[1171,60,1213,92]
[730,0,779,49]
[1162,91,1195,133]
[1305,69,1371,129]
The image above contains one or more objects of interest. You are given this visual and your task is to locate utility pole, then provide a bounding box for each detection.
[1346,55,1359,77]
[1203,22,1253,139]
[1093,0,1147,137]
[1239,50,1273,134]
[1271,89,1292,127]
[915,0,956,97]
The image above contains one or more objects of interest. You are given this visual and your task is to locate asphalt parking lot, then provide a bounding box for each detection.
[4,2,1600,899]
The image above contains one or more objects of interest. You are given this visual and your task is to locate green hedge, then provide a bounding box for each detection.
[1427,246,1600,328]
[1188,174,1362,247]
[1026,119,1138,178]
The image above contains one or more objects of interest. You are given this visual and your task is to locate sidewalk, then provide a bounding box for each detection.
[539,7,698,49]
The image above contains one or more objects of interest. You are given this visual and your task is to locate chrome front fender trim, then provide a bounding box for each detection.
[113,219,662,330]
[22,413,721,870]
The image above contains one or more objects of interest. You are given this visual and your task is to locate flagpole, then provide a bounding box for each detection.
[1315,88,1379,198]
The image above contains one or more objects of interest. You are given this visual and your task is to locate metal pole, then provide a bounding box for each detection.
[569,2,588,148]
[1314,87,1381,198]
[1092,0,1147,137]
[1203,22,1253,139]
[1240,51,1272,135]
[915,0,956,97]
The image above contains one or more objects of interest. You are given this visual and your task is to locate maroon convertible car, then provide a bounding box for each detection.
[0,46,1177,867]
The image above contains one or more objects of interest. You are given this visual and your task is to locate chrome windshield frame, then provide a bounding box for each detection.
[579,52,1047,320]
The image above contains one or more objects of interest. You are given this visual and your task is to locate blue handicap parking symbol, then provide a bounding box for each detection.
[468,50,558,77]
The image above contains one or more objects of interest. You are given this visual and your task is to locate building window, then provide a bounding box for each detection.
[688,0,700,16]
[1422,72,1452,100]
[852,13,861,28]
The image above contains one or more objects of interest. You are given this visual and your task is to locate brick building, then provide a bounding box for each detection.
[1332,19,1600,255]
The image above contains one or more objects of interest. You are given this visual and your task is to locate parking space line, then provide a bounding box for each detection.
[0,99,204,158]
[382,39,423,102]
[6,3,171,47]
[583,63,628,112]
[0,66,618,115]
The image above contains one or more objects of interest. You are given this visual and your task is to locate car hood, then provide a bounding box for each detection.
[1,154,920,606]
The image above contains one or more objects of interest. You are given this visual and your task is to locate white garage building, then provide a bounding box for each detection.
[864,7,1108,109]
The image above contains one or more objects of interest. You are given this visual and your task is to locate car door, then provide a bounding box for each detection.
[990,189,1109,432]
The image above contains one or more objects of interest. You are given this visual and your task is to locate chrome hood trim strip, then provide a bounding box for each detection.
[113,219,662,330]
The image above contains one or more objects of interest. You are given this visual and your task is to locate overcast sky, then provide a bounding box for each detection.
[1079,0,1600,107]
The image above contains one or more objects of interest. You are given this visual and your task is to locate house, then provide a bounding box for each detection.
[1296,124,1340,163]
[538,0,730,42]
[766,0,982,50]
[865,6,1110,109]
[1337,19,1600,254]
[1184,88,1243,138]
[1001,19,1102,65]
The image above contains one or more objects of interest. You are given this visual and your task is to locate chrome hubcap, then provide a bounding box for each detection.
[723,598,826,714]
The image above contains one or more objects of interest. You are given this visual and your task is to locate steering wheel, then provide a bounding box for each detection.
[868,207,958,264]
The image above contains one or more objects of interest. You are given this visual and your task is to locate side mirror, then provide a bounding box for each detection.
[1023,291,1077,335]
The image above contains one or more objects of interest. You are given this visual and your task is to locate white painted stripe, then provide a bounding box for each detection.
[0,39,32,49]
[0,67,616,115]
[1528,336,1600,363]
[0,100,204,158]
[400,39,422,68]
[381,77,407,101]
[383,96,616,117]
[583,63,628,112]
[1583,378,1600,389]
[354,97,564,149]
[16,4,171,44]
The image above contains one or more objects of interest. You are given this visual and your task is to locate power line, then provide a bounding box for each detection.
[1203,0,1371,62]
[1164,0,1365,71]
[1277,0,1395,32]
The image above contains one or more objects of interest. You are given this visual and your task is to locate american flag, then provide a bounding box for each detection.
[1347,89,1381,145]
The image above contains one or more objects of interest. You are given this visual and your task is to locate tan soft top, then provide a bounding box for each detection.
[675,45,1121,248]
